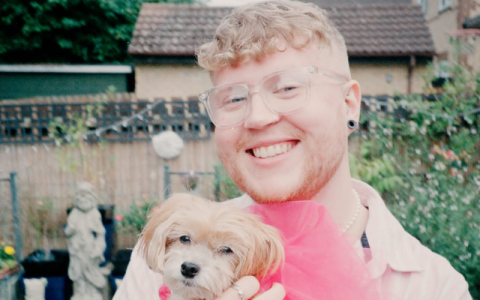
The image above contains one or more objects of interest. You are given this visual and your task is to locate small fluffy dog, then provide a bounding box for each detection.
[139,193,284,300]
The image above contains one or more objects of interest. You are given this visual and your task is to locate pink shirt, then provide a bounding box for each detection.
[113,180,471,300]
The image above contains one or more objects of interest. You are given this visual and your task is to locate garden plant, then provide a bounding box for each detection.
[350,59,479,297]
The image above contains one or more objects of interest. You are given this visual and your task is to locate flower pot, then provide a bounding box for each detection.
[21,249,71,300]
[109,249,132,293]
[111,249,132,277]
[21,249,69,277]
[0,270,20,300]
[0,263,18,280]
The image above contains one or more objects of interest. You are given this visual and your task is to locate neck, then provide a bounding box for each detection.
[310,155,368,243]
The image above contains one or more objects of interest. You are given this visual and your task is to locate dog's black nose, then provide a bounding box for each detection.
[181,262,200,278]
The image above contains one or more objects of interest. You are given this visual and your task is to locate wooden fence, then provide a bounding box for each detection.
[1,92,462,256]
[0,139,219,255]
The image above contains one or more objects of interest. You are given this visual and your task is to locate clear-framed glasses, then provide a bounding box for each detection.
[198,65,347,128]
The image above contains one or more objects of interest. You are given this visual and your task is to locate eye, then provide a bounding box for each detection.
[218,246,233,254]
[179,235,191,244]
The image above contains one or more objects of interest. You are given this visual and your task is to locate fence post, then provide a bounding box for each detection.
[10,172,23,262]
[164,165,171,200]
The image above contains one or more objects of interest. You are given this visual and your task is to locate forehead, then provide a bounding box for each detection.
[212,43,350,87]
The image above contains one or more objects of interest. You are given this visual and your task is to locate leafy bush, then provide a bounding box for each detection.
[351,61,480,297]
[115,195,159,236]
[213,163,243,202]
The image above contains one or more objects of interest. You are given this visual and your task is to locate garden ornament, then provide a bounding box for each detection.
[152,130,184,159]
[24,277,47,300]
[65,182,107,300]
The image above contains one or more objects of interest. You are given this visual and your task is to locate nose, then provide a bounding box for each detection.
[243,92,280,129]
[181,262,200,278]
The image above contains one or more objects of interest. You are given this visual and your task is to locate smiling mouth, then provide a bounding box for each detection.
[248,141,297,159]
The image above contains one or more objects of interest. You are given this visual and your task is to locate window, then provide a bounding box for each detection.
[417,0,427,15]
[439,0,452,12]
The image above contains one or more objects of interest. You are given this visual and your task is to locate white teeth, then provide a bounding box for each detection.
[260,147,268,158]
[275,144,282,154]
[251,142,295,159]
[267,146,276,157]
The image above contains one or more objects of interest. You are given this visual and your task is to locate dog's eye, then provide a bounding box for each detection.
[218,246,233,254]
[179,235,191,244]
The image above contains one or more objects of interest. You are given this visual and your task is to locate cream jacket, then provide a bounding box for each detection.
[113,180,471,300]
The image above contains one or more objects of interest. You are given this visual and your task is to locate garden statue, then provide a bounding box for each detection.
[65,182,107,300]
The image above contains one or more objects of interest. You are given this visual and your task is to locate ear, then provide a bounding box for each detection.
[343,80,362,134]
[138,193,194,272]
[239,216,285,279]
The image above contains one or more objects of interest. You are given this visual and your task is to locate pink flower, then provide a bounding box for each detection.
[142,194,148,199]
[152,206,159,213]
[114,214,123,222]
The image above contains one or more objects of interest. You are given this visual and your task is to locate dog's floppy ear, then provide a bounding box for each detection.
[239,216,285,279]
[138,193,195,273]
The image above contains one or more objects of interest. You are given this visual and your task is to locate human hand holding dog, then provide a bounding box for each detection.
[217,276,285,300]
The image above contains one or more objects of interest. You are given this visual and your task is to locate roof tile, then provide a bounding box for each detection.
[128,3,435,57]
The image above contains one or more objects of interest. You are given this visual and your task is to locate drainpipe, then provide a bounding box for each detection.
[407,55,416,94]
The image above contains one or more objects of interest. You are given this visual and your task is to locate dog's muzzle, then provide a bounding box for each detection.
[181,262,200,278]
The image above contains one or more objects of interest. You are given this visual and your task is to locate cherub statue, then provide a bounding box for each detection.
[65,182,106,300]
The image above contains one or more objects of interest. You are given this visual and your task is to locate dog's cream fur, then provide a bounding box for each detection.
[139,193,284,300]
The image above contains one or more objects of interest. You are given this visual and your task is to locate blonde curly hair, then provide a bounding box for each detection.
[197,0,347,71]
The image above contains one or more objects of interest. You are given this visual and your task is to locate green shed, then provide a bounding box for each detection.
[0,65,134,100]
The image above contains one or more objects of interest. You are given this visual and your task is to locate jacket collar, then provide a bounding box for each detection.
[353,180,427,278]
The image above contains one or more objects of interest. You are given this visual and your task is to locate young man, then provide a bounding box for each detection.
[114,1,471,299]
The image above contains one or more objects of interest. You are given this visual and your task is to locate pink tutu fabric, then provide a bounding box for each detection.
[247,200,380,300]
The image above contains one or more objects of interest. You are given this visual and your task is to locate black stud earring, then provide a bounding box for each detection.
[347,120,358,129]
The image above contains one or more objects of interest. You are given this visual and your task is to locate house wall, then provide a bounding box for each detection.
[135,64,213,101]
[350,63,428,95]
[415,0,480,71]
[134,62,429,100]
[422,0,459,61]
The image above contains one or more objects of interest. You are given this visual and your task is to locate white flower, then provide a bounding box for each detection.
[415,149,421,155]
[424,119,431,125]
[434,161,446,171]
[450,227,456,235]
[419,225,426,233]
[471,128,477,135]
[464,241,469,247]
[419,127,427,135]
[450,205,458,211]
[457,174,464,184]
[428,153,435,160]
